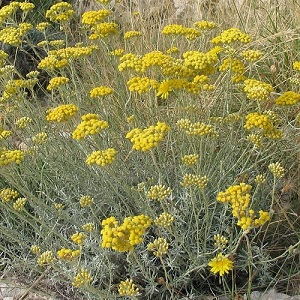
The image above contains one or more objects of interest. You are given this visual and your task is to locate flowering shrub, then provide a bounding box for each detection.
[0,1,299,299]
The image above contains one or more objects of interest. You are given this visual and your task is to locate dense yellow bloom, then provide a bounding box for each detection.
[30,245,41,255]
[162,24,201,40]
[15,117,32,129]
[254,174,266,184]
[156,79,186,99]
[36,22,51,31]
[0,188,19,202]
[124,30,142,39]
[89,86,113,97]
[268,162,285,178]
[110,48,124,56]
[0,2,20,23]
[37,251,55,266]
[292,61,300,71]
[118,279,139,297]
[86,148,117,166]
[275,91,300,105]
[46,104,78,122]
[81,10,111,25]
[181,154,199,165]
[126,122,170,151]
[57,248,80,261]
[82,222,96,232]
[127,76,158,94]
[219,58,245,74]
[118,53,142,72]
[0,130,12,139]
[147,237,169,257]
[247,133,262,148]
[244,78,274,101]
[49,46,97,60]
[70,232,87,245]
[146,185,172,201]
[101,215,152,252]
[166,46,180,54]
[214,234,228,250]
[47,76,69,90]
[79,195,94,207]
[211,28,251,44]
[194,20,218,30]
[184,121,218,137]
[241,50,263,62]
[32,132,48,145]
[46,2,75,23]
[38,55,68,71]
[154,212,174,228]
[89,22,118,39]
[0,149,24,166]
[208,253,234,276]
[72,114,108,140]
[0,23,32,46]
[13,197,27,211]
[181,174,209,189]
[72,269,92,288]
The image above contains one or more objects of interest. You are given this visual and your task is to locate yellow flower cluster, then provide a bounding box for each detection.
[36,22,50,31]
[214,234,228,250]
[255,174,266,184]
[0,23,32,46]
[47,76,69,90]
[275,91,300,105]
[57,248,80,261]
[54,203,64,210]
[166,46,179,54]
[82,222,95,232]
[146,185,172,201]
[241,50,263,62]
[81,10,111,26]
[183,47,222,71]
[38,55,68,71]
[147,237,169,257]
[86,148,117,166]
[181,154,199,165]
[101,215,152,252]
[0,130,12,139]
[0,50,8,66]
[45,2,75,23]
[90,86,113,97]
[19,2,35,11]
[194,20,218,30]
[0,1,20,23]
[247,133,262,148]
[0,188,19,202]
[211,28,251,44]
[118,53,142,72]
[30,245,41,255]
[181,174,209,189]
[110,48,124,56]
[15,117,32,129]
[46,104,78,122]
[72,114,108,140]
[154,212,174,228]
[118,279,139,297]
[124,30,142,39]
[89,22,118,39]
[70,232,87,245]
[126,122,170,151]
[268,162,285,178]
[0,149,24,166]
[32,132,48,145]
[13,197,27,211]
[292,61,300,71]
[219,58,245,75]
[243,78,274,101]
[79,195,94,207]
[72,269,92,288]
[49,46,97,60]
[156,79,186,99]
[162,24,201,40]
[244,112,282,139]
[208,253,234,276]
[37,251,55,266]
[127,76,158,94]
[177,119,218,137]
[217,183,270,230]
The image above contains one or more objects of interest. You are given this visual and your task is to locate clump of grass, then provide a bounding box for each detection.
[0,0,299,299]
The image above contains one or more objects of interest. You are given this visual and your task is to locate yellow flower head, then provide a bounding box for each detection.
[208,253,234,276]
[46,2,75,23]
[118,279,139,297]
[86,148,117,166]
[46,104,78,123]
[72,268,92,288]
[70,232,87,245]
[147,237,169,257]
